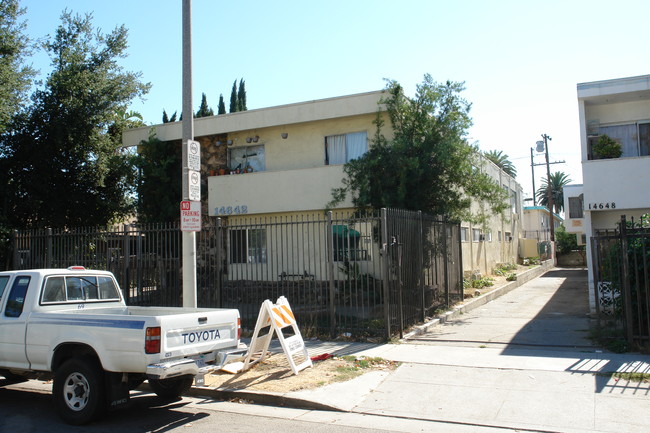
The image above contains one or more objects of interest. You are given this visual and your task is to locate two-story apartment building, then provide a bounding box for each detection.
[564,75,650,314]
[123,91,523,279]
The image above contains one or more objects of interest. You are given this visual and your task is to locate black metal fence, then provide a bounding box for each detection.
[11,209,462,340]
[592,215,650,349]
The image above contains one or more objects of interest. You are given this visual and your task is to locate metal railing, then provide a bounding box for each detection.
[592,215,650,349]
[11,209,462,340]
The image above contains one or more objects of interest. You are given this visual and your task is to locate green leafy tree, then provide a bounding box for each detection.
[0,0,35,267]
[195,92,214,118]
[555,224,580,254]
[237,79,247,111]
[484,149,516,178]
[536,171,571,214]
[217,94,226,114]
[229,80,237,113]
[330,75,507,222]
[1,11,150,228]
[0,0,34,135]
[133,133,181,223]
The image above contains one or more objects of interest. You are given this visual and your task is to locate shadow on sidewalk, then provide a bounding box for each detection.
[501,268,650,394]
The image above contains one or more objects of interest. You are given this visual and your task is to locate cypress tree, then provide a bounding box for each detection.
[196,92,214,117]
[218,94,226,114]
[162,109,169,123]
[229,80,238,113]
[237,79,247,111]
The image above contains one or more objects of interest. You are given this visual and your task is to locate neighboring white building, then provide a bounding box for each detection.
[564,75,650,314]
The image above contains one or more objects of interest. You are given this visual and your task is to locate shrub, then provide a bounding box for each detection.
[593,134,622,159]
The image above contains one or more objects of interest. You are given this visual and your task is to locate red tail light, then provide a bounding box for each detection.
[145,327,161,354]
[237,318,241,341]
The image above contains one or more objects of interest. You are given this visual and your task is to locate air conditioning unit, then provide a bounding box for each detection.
[505,235,513,242]
[479,234,486,241]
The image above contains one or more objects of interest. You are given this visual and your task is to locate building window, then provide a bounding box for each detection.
[569,195,583,219]
[472,229,481,242]
[230,229,267,264]
[486,231,492,242]
[498,231,502,242]
[460,227,468,242]
[325,131,368,165]
[591,124,650,159]
[229,145,265,172]
[505,232,512,242]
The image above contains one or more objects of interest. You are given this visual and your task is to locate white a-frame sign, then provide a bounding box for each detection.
[242,296,312,375]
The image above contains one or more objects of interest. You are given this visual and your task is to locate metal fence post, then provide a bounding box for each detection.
[326,211,337,337]
[418,211,425,322]
[123,224,131,302]
[443,221,450,308]
[381,208,391,340]
[215,217,223,307]
[12,230,19,269]
[45,228,53,268]
[619,215,634,344]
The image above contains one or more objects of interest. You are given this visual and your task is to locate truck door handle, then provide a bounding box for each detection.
[198,317,207,324]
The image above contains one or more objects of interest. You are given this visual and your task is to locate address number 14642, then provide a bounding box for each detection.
[214,205,248,215]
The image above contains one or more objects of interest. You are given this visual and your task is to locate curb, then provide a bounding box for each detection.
[403,260,556,339]
[186,385,343,412]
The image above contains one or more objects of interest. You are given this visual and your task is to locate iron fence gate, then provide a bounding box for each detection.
[10,209,462,340]
[592,215,650,349]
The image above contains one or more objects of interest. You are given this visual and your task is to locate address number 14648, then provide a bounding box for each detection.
[588,202,615,210]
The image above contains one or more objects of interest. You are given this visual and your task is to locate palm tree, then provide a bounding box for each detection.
[536,171,571,214]
[483,150,517,178]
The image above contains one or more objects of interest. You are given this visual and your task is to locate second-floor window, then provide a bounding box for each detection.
[592,123,650,158]
[568,195,584,219]
[229,145,265,172]
[325,131,368,165]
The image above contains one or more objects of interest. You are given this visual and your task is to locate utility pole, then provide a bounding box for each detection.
[181,0,197,308]
[530,147,537,206]
[541,134,555,242]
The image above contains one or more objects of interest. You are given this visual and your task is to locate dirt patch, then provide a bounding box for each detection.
[203,353,398,393]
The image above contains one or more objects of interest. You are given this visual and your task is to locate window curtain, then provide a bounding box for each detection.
[639,123,650,156]
[599,125,637,157]
[326,135,346,165]
[345,131,368,161]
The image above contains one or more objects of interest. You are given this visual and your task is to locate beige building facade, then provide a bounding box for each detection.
[123,91,523,279]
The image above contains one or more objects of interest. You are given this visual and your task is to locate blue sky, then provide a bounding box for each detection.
[20,0,650,202]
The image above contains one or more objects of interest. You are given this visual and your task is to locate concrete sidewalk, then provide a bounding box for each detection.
[192,268,650,433]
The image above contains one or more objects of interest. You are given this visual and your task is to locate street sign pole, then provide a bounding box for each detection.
[181,0,197,308]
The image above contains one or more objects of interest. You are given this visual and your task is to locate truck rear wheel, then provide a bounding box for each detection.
[53,357,106,425]
[148,376,194,400]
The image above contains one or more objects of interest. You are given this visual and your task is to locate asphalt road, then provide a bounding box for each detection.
[0,379,519,433]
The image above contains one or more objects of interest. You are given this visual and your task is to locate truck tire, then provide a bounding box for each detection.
[148,376,194,400]
[53,357,106,425]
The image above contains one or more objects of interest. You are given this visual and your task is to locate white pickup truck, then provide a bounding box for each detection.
[0,267,246,424]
